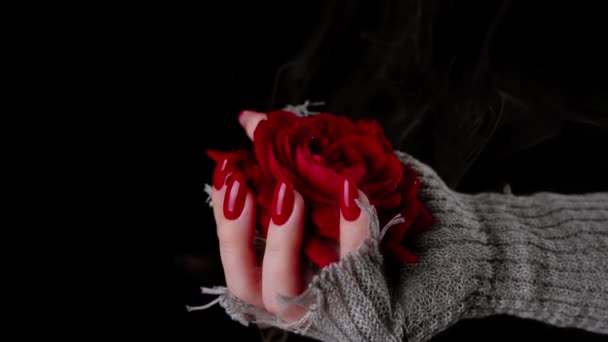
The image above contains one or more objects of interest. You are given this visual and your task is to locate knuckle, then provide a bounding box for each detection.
[264,239,284,256]
[230,288,257,307]
[342,241,363,254]
[217,225,243,248]
[264,230,289,256]
[263,297,280,315]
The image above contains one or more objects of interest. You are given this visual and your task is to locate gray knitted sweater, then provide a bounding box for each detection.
[202,152,608,341]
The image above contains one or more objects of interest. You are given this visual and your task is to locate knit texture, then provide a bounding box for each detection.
[206,151,608,341]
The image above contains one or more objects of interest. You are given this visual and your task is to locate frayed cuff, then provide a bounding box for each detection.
[188,201,403,341]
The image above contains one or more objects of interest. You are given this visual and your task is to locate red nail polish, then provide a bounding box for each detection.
[271,180,295,226]
[341,178,361,221]
[223,172,247,220]
[213,159,231,190]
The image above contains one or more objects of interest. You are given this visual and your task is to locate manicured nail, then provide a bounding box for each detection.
[212,159,232,190]
[271,180,295,226]
[341,178,360,221]
[223,172,247,220]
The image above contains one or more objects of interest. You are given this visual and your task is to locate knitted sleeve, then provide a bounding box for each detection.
[202,151,608,342]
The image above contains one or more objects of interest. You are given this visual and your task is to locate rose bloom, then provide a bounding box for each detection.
[208,110,433,268]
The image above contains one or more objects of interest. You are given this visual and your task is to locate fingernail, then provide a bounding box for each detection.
[223,172,247,220]
[271,180,295,226]
[341,178,361,221]
[213,159,232,190]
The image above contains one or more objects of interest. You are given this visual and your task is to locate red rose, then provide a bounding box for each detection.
[208,110,434,268]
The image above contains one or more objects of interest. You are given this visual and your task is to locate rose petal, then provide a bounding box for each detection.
[383,192,419,243]
[383,241,417,263]
[294,146,343,203]
[356,119,393,151]
[367,153,403,182]
[267,110,300,126]
[379,163,426,242]
[331,137,393,178]
[206,149,265,189]
[252,164,270,189]
[266,144,296,183]
[399,164,421,196]
[323,142,343,165]
[364,160,420,204]
[307,113,358,141]
[369,192,402,209]
[340,164,367,184]
[407,200,435,235]
[291,180,336,205]
[276,130,296,170]
[277,124,320,173]
[206,149,253,165]
[383,219,412,245]
[310,203,340,240]
[253,121,272,178]
[329,137,365,166]
[258,207,271,238]
[304,236,339,268]
[288,124,320,145]
[206,149,228,164]
[361,158,403,200]
[256,180,275,208]
[363,175,402,200]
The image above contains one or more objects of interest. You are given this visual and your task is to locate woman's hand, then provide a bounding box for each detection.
[211,110,372,322]
[203,115,608,341]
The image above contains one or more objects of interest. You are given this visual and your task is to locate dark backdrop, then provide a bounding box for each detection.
[144,1,608,341]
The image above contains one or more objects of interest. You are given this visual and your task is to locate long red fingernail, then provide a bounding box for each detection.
[271,180,295,226]
[223,172,247,220]
[213,159,232,190]
[341,178,360,221]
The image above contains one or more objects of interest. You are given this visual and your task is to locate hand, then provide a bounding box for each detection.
[211,110,372,322]
[203,118,608,341]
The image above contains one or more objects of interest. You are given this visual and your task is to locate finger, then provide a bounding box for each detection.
[212,164,263,307]
[339,178,370,257]
[238,110,267,141]
[262,180,306,320]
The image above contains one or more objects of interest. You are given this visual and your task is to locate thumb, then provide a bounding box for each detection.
[238,110,268,141]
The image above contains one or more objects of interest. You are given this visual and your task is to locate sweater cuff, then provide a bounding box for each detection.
[201,203,406,342]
